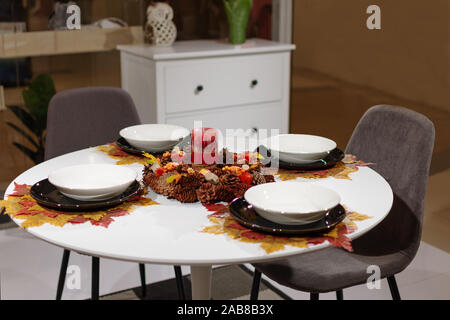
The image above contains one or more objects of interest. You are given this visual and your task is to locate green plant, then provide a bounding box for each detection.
[223,0,253,44]
[6,74,56,164]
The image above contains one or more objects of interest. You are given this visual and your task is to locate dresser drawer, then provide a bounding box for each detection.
[165,102,283,136]
[163,53,283,114]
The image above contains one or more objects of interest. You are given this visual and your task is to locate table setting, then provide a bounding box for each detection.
[0,123,393,300]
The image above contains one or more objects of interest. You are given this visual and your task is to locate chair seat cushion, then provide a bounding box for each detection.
[253,246,411,293]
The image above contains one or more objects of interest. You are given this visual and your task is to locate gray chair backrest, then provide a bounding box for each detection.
[45,87,141,160]
[346,105,435,259]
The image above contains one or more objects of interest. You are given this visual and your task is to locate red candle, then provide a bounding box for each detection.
[191,127,219,165]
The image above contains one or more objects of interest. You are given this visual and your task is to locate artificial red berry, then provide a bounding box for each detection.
[239,172,253,185]
[155,167,165,177]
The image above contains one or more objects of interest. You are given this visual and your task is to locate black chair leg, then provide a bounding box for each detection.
[310,293,319,300]
[250,269,262,300]
[387,275,401,300]
[336,289,344,300]
[139,264,147,298]
[91,257,100,300]
[174,266,186,300]
[56,249,71,300]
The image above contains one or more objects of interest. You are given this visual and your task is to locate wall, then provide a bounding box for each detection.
[292,0,449,110]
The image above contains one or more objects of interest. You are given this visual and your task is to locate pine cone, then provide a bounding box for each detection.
[143,172,175,196]
[220,173,240,186]
[263,175,275,183]
[176,164,191,174]
[196,183,236,203]
[170,184,198,203]
[207,166,224,177]
[233,183,252,198]
[156,172,176,196]
[252,171,266,185]
[215,184,236,203]
[177,172,204,189]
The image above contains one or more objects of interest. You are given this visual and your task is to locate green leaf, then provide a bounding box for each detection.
[12,142,39,163]
[6,105,40,136]
[6,122,39,148]
[22,74,55,128]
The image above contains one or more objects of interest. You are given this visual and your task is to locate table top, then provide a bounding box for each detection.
[117,39,296,61]
[5,146,393,266]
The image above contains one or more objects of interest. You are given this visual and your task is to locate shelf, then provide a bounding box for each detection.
[0,26,143,59]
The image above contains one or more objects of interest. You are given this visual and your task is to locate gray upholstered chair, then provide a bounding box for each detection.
[250,105,435,300]
[46,87,185,300]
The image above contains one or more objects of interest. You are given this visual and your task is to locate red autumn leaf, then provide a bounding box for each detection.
[328,234,353,252]
[306,237,327,245]
[42,211,61,218]
[203,203,230,217]
[68,216,89,224]
[90,216,114,228]
[227,223,248,231]
[18,200,36,207]
[10,183,30,197]
[107,208,129,217]
[16,208,42,216]
[127,194,146,202]
[309,169,329,177]
[356,161,374,167]
[241,231,266,240]
[307,225,354,252]
[112,150,132,157]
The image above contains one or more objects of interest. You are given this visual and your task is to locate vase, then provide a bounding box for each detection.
[223,0,252,45]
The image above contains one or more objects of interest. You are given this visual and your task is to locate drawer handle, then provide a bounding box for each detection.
[195,85,204,94]
[250,79,258,88]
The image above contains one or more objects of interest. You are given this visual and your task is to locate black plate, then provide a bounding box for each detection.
[229,197,346,236]
[116,137,146,156]
[255,145,345,171]
[115,134,192,157]
[30,179,141,212]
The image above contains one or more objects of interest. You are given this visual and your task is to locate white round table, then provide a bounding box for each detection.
[4,146,393,300]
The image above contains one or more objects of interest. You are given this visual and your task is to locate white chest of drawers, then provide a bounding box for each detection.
[117,39,295,135]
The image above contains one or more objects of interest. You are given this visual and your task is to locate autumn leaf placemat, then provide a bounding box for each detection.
[275,154,374,181]
[0,183,158,228]
[200,203,371,254]
[97,143,148,165]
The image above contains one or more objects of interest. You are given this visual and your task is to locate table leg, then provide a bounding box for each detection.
[190,265,212,300]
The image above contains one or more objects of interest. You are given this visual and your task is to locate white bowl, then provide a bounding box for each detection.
[120,124,190,152]
[244,181,341,225]
[48,164,137,201]
[267,134,337,164]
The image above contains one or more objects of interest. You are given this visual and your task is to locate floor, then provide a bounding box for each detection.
[100,265,285,300]
[0,225,448,300]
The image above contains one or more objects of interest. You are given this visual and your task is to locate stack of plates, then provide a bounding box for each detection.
[244,181,341,225]
[119,124,190,153]
[229,181,345,236]
[31,164,139,211]
[262,134,344,170]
